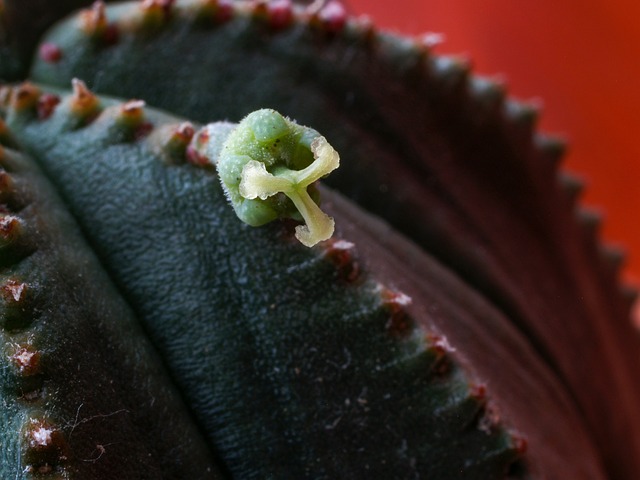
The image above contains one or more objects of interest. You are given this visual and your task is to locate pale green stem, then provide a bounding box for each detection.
[287,187,335,247]
[290,137,340,186]
[238,135,339,247]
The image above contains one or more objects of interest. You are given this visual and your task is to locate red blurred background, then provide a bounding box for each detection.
[348,0,640,283]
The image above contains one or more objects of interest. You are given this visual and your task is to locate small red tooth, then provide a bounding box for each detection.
[511,434,528,454]
[1,279,34,331]
[267,0,293,29]
[23,417,70,471]
[38,43,63,63]
[175,122,196,143]
[10,83,40,112]
[155,123,198,164]
[26,419,55,448]
[10,344,41,376]
[0,214,22,245]
[122,99,145,115]
[251,0,268,16]
[352,14,375,43]
[71,78,92,101]
[186,128,213,167]
[140,0,175,24]
[318,1,347,33]
[2,279,28,304]
[215,0,234,22]
[200,0,233,23]
[167,123,197,160]
[381,289,412,309]
[70,78,101,121]
[79,1,118,45]
[118,100,151,137]
[321,238,359,282]
[80,1,107,36]
[427,333,456,355]
[37,94,61,120]
[469,383,487,401]
[380,287,413,336]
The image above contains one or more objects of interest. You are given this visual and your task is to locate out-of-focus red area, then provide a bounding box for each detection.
[348,0,640,282]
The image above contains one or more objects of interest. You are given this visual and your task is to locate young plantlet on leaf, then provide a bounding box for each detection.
[2,83,530,479]
[210,109,340,247]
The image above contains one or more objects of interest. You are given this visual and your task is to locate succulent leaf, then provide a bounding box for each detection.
[2,85,548,478]
[0,141,221,479]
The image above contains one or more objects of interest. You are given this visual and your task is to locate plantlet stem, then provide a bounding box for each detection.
[239,135,339,247]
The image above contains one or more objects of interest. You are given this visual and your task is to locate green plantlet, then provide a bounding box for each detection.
[204,109,340,246]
